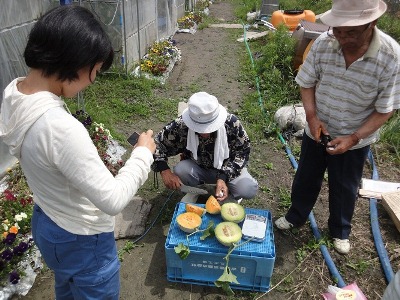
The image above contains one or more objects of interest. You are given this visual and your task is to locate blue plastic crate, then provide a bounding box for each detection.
[165,202,275,292]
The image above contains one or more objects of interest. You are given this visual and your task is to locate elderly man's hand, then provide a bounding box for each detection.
[160,169,182,190]
[215,179,228,201]
[326,134,359,154]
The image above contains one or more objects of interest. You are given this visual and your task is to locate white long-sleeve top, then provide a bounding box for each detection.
[0,78,153,235]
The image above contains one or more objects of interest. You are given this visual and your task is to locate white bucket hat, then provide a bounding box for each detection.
[319,0,387,27]
[182,92,227,133]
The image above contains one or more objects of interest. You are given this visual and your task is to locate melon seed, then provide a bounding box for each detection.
[222,225,234,237]
[229,207,238,216]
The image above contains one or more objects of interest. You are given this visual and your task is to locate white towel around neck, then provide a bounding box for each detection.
[186,126,229,169]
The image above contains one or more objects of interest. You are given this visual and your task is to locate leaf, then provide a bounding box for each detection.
[214,280,235,296]
[214,265,239,296]
[200,220,215,240]
[174,242,190,260]
[216,266,239,285]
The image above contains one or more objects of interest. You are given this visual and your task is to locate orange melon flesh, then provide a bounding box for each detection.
[176,212,202,233]
[205,195,221,214]
[185,203,206,216]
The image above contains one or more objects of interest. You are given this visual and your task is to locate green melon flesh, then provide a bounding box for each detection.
[221,203,245,223]
[215,222,242,247]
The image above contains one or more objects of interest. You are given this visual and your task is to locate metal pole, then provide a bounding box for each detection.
[121,0,127,75]
[136,0,142,76]
[155,0,159,41]
[77,0,84,110]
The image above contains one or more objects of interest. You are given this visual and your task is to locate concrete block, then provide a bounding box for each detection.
[114,196,152,239]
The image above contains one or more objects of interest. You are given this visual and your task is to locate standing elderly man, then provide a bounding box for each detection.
[153,91,258,202]
[275,0,400,254]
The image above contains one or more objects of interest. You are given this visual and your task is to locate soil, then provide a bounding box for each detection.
[17,1,400,299]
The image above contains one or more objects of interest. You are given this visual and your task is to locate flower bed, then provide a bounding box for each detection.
[72,110,126,175]
[0,166,41,299]
[177,11,206,34]
[178,0,210,33]
[133,38,181,84]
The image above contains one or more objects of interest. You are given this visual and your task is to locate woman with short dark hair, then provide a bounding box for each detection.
[0,5,156,299]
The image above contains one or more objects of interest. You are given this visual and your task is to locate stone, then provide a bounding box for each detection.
[114,197,152,239]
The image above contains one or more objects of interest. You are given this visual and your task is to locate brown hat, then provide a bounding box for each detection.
[320,0,387,27]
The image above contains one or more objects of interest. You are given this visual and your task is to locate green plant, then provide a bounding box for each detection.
[296,237,327,262]
[118,241,143,262]
[233,0,262,20]
[214,237,255,296]
[346,259,370,275]
[380,111,400,162]
[256,25,298,107]
[279,0,331,14]
[265,162,274,170]
[195,0,211,11]
[277,186,291,209]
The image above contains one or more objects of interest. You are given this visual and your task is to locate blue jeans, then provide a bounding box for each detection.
[32,205,120,299]
[285,134,369,239]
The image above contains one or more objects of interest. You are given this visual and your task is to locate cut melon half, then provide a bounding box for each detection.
[205,195,221,214]
[185,203,206,216]
[215,222,242,247]
[176,212,202,233]
[221,203,245,223]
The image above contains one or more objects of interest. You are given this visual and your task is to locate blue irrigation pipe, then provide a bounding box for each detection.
[367,150,395,283]
[308,212,346,287]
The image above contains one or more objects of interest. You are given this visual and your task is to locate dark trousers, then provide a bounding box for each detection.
[286,134,369,239]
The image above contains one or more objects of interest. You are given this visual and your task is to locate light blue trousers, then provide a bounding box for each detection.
[173,159,259,199]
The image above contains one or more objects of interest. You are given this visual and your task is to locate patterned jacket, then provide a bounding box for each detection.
[153,113,251,182]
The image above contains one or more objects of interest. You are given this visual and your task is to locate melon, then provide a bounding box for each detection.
[215,222,242,247]
[176,212,202,233]
[205,195,221,214]
[185,203,206,216]
[221,203,245,223]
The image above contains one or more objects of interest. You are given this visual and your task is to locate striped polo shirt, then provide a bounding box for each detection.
[296,27,400,149]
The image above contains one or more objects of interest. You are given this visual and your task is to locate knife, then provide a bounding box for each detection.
[180,184,208,195]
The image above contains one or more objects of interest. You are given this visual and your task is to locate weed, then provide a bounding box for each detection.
[264,162,274,170]
[259,185,272,193]
[117,241,143,262]
[379,111,400,162]
[296,236,328,262]
[277,186,291,209]
[346,260,370,275]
